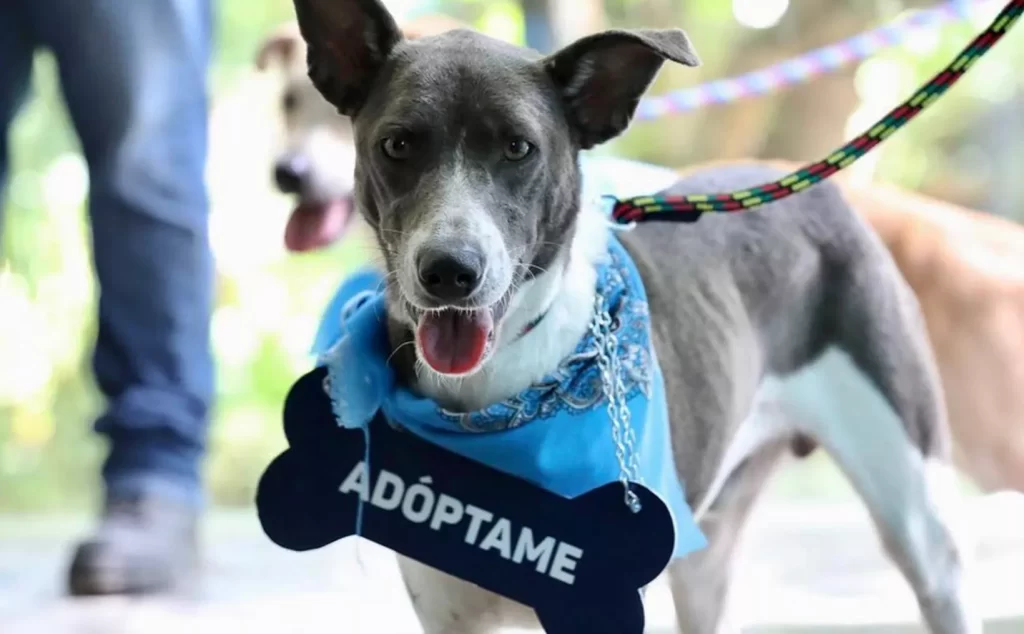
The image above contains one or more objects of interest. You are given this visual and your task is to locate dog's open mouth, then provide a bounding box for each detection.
[284,198,354,252]
[415,308,497,376]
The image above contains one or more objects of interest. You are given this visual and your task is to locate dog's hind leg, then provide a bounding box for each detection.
[781,347,981,634]
[809,227,981,633]
[668,436,790,634]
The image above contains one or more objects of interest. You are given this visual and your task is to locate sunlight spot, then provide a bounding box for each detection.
[42,153,89,212]
[280,314,320,369]
[733,0,789,30]
[0,269,55,406]
[479,1,525,45]
[854,57,913,106]
[382,0,420,23]
[238,275,291,334]
[903,27,942,58]
[212,305,261,369]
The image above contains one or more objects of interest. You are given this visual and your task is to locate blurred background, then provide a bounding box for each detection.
[0,0,1022,631]
[3,0,1021,514]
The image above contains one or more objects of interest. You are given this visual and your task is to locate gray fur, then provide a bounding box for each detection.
[624,163,950,502]
[290,1,974,632]
[341,27,582,331]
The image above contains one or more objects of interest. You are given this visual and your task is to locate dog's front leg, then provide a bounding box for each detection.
[669,439,790,634]
[398,556,537,633]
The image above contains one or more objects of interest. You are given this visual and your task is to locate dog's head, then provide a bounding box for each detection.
[256,14,471,252]
[292,0,699,376]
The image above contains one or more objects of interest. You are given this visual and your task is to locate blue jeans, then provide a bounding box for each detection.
[0,0,214,506]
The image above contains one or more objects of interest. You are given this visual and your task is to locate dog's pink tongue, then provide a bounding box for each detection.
[284,200,352,252]
[417,309,493,375]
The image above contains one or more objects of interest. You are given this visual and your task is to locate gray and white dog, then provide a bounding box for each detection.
[290,0,978,632]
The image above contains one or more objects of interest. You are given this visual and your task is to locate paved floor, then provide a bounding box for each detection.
[2,483,1023,634]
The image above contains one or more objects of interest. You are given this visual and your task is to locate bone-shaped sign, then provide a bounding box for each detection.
[256,366,676,634]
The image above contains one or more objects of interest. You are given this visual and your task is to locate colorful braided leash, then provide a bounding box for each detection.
[635,0,989,120]
[612,0,1023,225]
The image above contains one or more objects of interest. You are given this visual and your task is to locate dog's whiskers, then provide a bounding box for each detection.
[377,227,410,239]
[376,269,400,293]
[386,340,416,366]
[516,262,550,278]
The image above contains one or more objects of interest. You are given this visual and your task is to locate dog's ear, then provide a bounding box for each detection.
[255,23,304,72]
[291,0,403,117]
[543,29,700,149]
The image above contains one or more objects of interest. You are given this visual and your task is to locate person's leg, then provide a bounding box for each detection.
[28,0,214,594]
[0,3,36,222]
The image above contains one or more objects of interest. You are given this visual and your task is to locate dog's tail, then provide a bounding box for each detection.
[825,201,952,460]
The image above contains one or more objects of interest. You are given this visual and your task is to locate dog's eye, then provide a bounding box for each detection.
[282,89,298,114]
[381,136,413,161]
[503,138,533,162]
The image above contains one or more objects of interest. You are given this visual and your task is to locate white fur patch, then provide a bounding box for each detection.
[416,202,609,411]
[401,159,512,315]
[691,387,794,521]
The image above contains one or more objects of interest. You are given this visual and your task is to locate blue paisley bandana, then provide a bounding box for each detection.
[316,247,705,559]
[312,155,705,559]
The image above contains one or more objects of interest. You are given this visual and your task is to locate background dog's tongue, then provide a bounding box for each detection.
[417,310,493,375]
[284,200,352,252]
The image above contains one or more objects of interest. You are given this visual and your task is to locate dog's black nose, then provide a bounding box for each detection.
[417,247,485,302]
[273,156,307,194]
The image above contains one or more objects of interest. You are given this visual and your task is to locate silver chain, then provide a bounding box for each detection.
[589,293,643,513]
[325,292,644,512]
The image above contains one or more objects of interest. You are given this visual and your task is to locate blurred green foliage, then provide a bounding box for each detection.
[1,0,1020,511]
